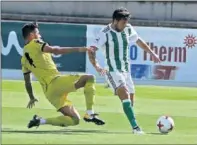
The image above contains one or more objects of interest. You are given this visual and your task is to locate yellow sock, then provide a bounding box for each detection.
[45,116,79,127]
[84,77,95,110]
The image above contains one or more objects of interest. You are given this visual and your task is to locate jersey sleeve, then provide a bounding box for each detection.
[91,30,107,49]
[34,39,47,52]
[21,57,31,74]
[22,66,31,74]
[127,24,139,43]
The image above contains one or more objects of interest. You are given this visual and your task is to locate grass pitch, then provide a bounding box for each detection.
[2,80,197,144]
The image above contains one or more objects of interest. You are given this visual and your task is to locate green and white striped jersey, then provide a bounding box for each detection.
[92,23,139,72]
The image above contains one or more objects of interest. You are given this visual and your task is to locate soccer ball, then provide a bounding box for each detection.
[156,116,174,134]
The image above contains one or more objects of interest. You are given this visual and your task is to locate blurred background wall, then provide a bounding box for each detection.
[2,1,197,28]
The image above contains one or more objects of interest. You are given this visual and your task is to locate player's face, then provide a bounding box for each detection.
[34,28,41,39]
[30,28,41,39]
[116,18,128,32]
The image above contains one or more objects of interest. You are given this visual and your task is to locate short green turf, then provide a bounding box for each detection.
[2,80,197,144]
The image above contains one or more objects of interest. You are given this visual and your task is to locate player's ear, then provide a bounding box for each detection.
[29,32,34,38]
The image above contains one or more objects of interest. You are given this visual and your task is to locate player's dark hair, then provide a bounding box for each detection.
[112,7,131,21]
[22,22,38,39]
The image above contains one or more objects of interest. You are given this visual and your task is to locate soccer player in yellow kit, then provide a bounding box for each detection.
[21,22,105,128]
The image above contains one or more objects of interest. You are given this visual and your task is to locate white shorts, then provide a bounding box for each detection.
[105,71,135,94]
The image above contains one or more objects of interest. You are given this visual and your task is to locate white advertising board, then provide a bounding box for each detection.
[86,25,197,86]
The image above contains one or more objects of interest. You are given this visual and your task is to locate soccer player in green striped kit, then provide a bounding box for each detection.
[88,7,161,134]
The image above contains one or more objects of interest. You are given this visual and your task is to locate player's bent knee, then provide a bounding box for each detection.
[116,86,130,101]
[116,86,128,94]
[75,74,94,89]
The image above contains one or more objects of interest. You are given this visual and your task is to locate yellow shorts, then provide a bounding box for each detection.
[45,74,81,110]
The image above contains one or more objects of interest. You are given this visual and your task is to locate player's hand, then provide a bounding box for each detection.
[89,46,98,52]
[87,47,97,53]
[151,53,161,63]
[27,98,38,109]
[95,65,107,76]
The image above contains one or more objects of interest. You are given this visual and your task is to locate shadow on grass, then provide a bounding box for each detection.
[2,128,131,135]
[147,132,169,135]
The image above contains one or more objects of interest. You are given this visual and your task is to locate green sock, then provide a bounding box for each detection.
[122,99,138,129]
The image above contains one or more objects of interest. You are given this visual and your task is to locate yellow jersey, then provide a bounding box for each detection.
[21,39,60,92]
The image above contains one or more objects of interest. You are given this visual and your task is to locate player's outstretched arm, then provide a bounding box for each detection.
[42,45,92,55]
[136,37,161,63]
[23,73,38,109]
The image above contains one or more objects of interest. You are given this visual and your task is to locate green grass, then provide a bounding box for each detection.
[2,80,197,144]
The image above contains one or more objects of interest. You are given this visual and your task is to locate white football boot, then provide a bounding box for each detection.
[133,126,145,135]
